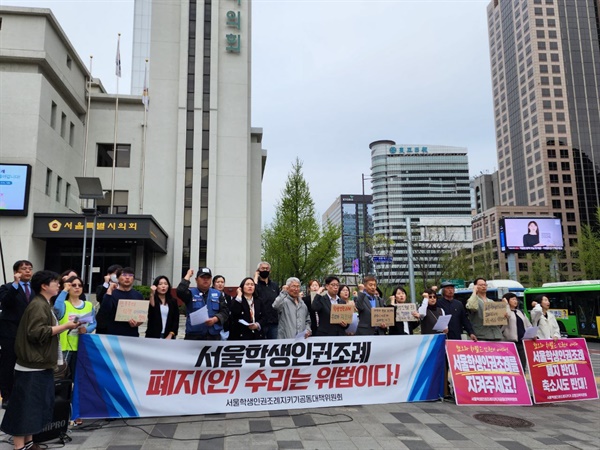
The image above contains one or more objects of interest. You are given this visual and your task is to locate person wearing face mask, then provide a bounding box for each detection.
[254,261,280,339]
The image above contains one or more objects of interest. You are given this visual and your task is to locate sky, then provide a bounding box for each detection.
[5,0,498,225]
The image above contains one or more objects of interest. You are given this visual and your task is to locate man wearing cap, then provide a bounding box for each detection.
[465,277,504,341]
[177,268,229,341]
[436,281,477,341]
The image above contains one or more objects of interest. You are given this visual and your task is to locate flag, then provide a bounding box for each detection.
[115,35,121,78]
[142,61,149,110]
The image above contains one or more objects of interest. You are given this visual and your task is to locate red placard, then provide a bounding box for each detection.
[446,340,532,406]
[524,338,598,404]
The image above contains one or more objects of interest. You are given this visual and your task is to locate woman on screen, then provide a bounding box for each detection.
[522,220,541,247]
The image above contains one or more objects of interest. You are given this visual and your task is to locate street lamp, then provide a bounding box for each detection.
[75,177,104,299]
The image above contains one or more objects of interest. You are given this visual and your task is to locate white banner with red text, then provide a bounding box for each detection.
[73,334,446,418]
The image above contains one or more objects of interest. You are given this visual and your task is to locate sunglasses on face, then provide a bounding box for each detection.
[71,284,83,288]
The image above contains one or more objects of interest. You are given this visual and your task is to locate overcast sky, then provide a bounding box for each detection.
[7,0,498,225]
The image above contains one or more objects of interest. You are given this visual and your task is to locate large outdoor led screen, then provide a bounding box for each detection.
[500,217,564,252]
[0,164,32,216]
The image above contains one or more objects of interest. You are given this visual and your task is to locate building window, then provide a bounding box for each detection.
[97,143,131,167]
[45,168,52,196]
[548,162,557,171]
[97,190,128,214]
[519,263,529,272]
[562,174,571,183]
[56,176,62,202]
[550,187,560,196]
[564,187,573,196]
[60,113,67,138]
[65,182,71,207]
[566,213,576,222]
[567,226,577,235]
[552,200,561,208]
[550,174,559,183]
[69,122,75,146]
[547,149,556,158]
[561,162,570,170]
[565,200,574,209]
[50,102,57,129]
[66,55,72,69]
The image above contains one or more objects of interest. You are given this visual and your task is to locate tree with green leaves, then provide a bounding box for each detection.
[261,158,341,286]
[577,207,600,279]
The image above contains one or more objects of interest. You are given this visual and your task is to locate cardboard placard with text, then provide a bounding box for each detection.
[330,304,354,324]
[395,303,418,322]
[483,301,508,326]
[115,299,149,323]
[371,307,395,327]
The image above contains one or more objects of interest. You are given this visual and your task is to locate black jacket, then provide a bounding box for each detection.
[355,291,387,335]
[0,282,31,339]
[229,296,266,340]
[145,297,180,339]
[255,279,280,325]
[312,294,348,337]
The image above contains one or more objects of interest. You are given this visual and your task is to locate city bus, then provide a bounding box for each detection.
[523,283,600,338]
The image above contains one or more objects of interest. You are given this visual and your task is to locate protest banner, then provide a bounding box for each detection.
[371,307,395,327]
[524,338,598,404]
[446,340,531,406]
[395,303,418,322]
[483,301,508,326]
[330,304,354,324]
[73,334,446,418]
[115,299,149,322]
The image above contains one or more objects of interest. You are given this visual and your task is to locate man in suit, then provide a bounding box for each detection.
[0,260,34,408]
[312,276,348,337]
[356,275,388,335]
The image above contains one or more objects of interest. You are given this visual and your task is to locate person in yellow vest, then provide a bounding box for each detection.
[53,276,96,425]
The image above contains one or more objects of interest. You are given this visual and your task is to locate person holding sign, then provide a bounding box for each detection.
[387,286,420,336]
[530,295,561,340]
[176,268,229,341]
[229,277,265,340]
[96,267,145,337]
[356,276,388,335]
[465,278,504,341]
[312,276,350,337]
[501,292,532,370]
[145,276,179,339]
[417,288,447,335]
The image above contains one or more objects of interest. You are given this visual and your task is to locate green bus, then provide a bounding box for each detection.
[523,283,600,338]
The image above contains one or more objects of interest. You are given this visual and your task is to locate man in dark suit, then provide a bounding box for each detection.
[0,260,34,408]
[356,275,388,335]
[312,276,348,337]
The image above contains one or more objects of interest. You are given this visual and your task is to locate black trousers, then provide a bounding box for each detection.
[0,336,16,401]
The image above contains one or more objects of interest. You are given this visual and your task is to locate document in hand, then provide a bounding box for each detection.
[523,326,538,339]
[433,314,452,331]
[189,306,210,326]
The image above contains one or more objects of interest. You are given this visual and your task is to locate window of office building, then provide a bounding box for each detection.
[50,102,57,129]
[56,176,62,202]
[65,182,70,207]
[45,168,52,196]
[97,144,131,167]
[97,190,128,214]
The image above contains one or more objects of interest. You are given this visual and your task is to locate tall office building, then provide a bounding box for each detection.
[487,0,600,278]
[322,195,373,275]
[368,141,472,285]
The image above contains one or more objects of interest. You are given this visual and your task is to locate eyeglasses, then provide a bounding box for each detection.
[428,295,436,298]
[71,284,83,288]
[121,273,134,278]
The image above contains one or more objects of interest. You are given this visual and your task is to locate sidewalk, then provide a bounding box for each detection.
[18,396,600,450]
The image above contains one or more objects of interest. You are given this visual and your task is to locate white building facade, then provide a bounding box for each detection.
[0,3,264,287]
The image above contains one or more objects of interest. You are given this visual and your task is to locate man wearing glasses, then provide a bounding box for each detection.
[96,267,144,337]
[312,276,349,336]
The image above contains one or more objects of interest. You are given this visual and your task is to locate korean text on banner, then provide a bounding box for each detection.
[446,340,532,406]
[72,334,446,419]
[524,338,598,404]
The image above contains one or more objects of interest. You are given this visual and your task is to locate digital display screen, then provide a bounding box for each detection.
[500,217,564,252]
[0,164,32,216]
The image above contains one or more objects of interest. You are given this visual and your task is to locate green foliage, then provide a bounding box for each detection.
[262,158,341,286]
[578,207,600,279]
[440,248,473,282]
[132,284,151,299]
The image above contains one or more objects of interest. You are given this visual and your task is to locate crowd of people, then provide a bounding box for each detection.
[0,259,561,449]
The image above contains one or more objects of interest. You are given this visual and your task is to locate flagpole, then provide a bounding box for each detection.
[140,59,149,213]
[110,33,121,213]
[82,55,93,177]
